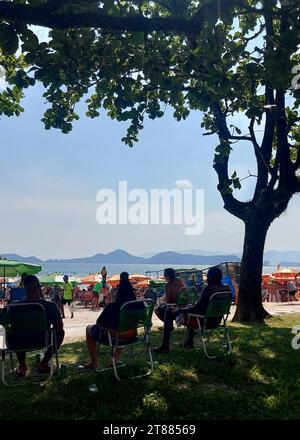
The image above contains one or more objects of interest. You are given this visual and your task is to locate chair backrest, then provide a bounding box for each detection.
[118,300,154,333]
[205,292,232,319]
[1,302,49,351]
[177,286,199,306]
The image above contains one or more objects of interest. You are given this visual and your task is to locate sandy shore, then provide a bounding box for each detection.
[61,302,300,344]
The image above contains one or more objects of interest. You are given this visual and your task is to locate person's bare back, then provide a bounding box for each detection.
[165,278,185,304]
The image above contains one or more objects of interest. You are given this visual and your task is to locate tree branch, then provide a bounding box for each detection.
[0,2,186,32]
[0,0,274,33]
[212,103,247,220]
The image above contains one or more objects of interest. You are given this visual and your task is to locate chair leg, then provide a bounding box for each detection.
[224,327,232,356]
[9,352,14,372]
[147,341,154,375]
[1,350,9,386]
[182,326,189,347]
[112,351,121,381]
[201,334,217,359]
[1,351,17,387]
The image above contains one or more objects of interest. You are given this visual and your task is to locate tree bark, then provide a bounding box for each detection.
[232,218,270,323]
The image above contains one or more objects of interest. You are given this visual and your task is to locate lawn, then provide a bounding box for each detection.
[1,314,300,420]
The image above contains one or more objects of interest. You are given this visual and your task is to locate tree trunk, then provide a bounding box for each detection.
[232,219,270,323]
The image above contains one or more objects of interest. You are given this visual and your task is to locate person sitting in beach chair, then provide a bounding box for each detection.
[85,272,142,369]
[0,275,65,377]
[286,280,298,301]
[152,268,186,354]
[174,267,232,349]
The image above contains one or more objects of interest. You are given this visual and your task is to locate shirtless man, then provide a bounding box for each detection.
[152,268,185,354]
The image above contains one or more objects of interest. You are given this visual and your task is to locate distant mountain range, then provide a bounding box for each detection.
[139,250,300,266]
[1,249,299,267]
[0,250,240,265]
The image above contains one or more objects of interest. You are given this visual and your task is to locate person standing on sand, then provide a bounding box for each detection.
[101,266,107,287]
[62,275,74,319]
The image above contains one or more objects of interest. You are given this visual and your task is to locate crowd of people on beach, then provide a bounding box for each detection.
[0,265,299,377]
[0,265,234,377]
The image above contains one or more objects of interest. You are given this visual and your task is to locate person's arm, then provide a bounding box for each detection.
[96,303,119,329]
[49,303,64,334]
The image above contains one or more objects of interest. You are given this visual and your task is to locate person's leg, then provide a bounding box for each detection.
[155,305,166,322]
[110,347,123,365]
[84,325,99,368]
[61,300,66,318]
[68,300,74,319]
[153,307,174,353]
[38,330,65,371]
[15,352,27,375]
[183,327,194,348]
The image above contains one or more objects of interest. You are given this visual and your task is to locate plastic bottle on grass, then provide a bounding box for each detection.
[89,384,98,393]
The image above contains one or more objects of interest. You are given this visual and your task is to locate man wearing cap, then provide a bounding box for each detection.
[62,275,74,319]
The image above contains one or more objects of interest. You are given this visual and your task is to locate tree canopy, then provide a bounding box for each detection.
[1,0,300,321]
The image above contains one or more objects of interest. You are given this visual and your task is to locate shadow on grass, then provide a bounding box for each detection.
[1,314,300,420]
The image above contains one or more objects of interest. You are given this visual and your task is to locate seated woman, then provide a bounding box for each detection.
[175,267,232,349]
[85,272,137,369]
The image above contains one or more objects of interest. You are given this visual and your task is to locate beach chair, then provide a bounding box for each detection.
[177,286,200,306]
[163,286,199,315]
[0,302,59,386]
[96,299,154,381]
[183,292,232,359]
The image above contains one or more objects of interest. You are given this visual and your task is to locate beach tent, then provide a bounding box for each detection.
[0,259,41,285]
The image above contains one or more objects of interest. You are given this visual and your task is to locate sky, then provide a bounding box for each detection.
[0,25,299,260]
[0,81,299,260]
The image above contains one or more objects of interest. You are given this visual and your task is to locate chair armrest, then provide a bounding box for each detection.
[186,313,205,319]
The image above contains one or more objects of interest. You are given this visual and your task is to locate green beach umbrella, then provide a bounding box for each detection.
[0,259,41,278]
[38,274,82,286]
[38,274,64,286]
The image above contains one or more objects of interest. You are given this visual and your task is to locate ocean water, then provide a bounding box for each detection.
[40,262,279,277]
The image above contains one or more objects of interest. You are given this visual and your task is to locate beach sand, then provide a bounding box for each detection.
[61,302,300,344]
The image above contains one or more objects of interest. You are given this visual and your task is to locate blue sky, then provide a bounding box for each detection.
[0,78,299,259]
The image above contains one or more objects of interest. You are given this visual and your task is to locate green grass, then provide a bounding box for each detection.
[1,314,300,420]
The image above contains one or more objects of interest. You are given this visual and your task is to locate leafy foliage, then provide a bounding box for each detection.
[1,0,300,321]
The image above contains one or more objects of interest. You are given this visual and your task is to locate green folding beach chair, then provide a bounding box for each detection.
[97,299,154,381]
[184,292,232,359]
[164,286,199,309]
[0,302,59,386]
[177,286,200,306]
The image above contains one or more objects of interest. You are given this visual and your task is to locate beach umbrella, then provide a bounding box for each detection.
[55,275,82,285]
[107,274,120,287]
[81,274,102,285]
[39,274,81,286]
[134,279,151,289]
[0,259,41,285]
[38,274,64,286]
[272,267,299,280]
[130,273,150,282]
